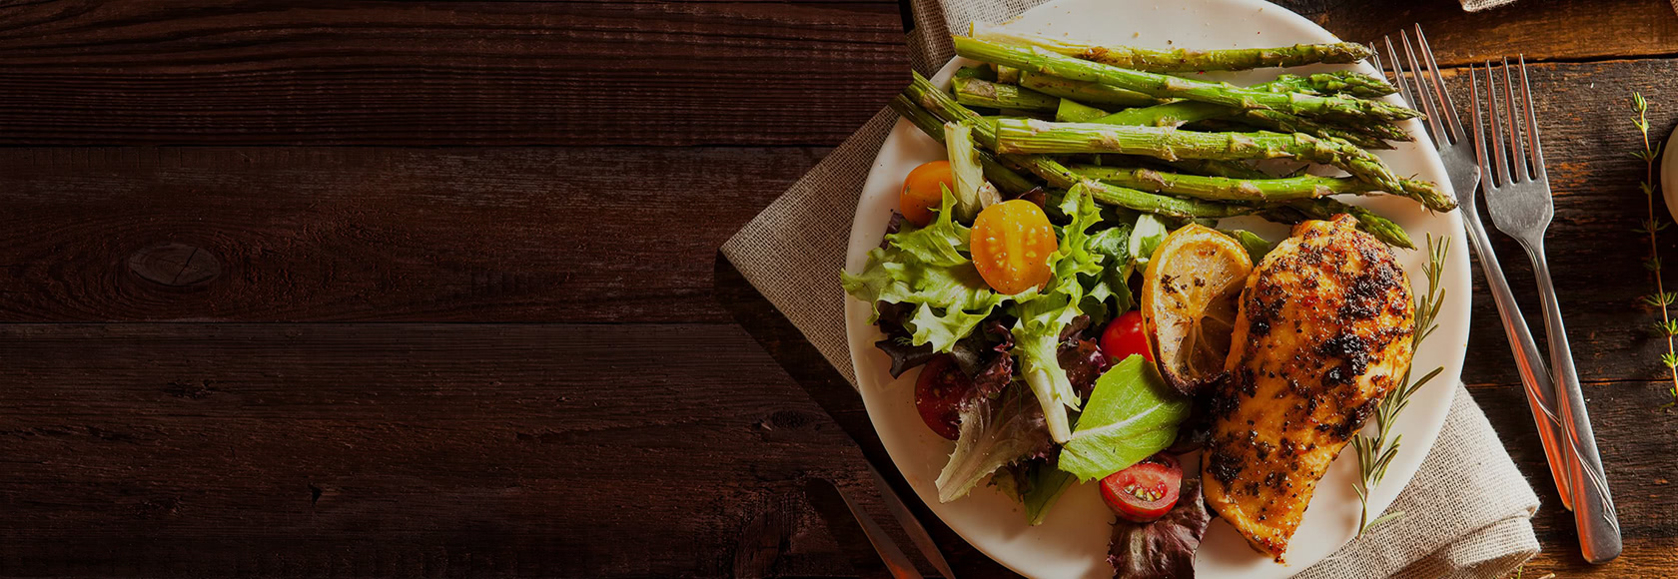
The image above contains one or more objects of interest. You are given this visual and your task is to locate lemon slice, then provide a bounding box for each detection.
[1140,224,1254,393]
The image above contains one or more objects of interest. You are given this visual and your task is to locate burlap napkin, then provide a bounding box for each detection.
[721,0,1542,575]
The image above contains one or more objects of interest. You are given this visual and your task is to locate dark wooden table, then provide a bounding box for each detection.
[2,0,1676,577]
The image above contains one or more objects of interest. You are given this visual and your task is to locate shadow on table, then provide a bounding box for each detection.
[713,252,1019,578]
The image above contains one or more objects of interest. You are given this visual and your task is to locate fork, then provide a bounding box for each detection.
[1375,27,1578,515]
[1471,56,1622,564]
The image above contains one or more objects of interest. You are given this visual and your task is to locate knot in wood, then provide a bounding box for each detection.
[128,243,220,287]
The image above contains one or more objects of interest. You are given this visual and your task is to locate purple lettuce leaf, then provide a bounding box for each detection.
[1108,478,1212,579]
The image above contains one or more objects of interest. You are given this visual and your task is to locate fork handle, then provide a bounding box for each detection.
[1460,210,1575,511]
[1526,239,1622,564]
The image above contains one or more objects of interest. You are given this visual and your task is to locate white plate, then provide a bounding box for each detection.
[841,0,1472,577]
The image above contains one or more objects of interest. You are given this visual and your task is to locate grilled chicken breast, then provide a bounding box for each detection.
[1202,215,1415,561]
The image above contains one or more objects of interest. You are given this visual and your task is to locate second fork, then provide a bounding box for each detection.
[1471,56,1622,564]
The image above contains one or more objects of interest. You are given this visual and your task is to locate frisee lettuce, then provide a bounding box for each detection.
[1059,354,1191,481]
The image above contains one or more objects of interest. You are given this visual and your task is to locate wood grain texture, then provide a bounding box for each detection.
[1295,0,1678,66]
[1437,57,1678,390]
[0,0,908,146]
[0,147,830,322]
[0,323,885,577]
[6,0,1678,577]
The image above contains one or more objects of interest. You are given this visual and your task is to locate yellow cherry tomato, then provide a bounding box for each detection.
[900,161,954,226]
[970,200,1057,294]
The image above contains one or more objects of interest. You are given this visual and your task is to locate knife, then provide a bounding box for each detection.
[868,464,957,579]
[804,477,921,579]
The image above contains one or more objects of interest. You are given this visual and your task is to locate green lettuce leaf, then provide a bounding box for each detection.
[1082,222,1136,322]
[887,185,971,267]
[935,384,1054,503]
[1128,213,1169,267]
[946,122,997,222]
[1059,354,1191,481]
[840,191,1009,352]
[1022,462,1077,525]
[1010,187,1107,443]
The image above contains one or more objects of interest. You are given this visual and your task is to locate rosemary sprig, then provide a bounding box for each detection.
[1631,92,1678,407]
[1353,235,1449,535]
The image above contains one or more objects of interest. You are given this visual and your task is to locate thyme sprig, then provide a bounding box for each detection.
[1353,235,1449,535]
[1631,92,1678,406]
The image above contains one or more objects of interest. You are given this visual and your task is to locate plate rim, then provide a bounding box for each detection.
[840,1,1472,576]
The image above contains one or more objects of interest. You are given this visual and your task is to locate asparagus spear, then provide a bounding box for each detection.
[1227,111,1395,150]
[888,93,1038,195]
[1055,98,1109,122]
[903,73,1254,218]
[1268,72,1397,99]
[1018,70,1160,108]
[1068,164,1450,202]
[953,74,1059,112]
[969,23,1375,72]
[954,36,1420,123]
[900,73,1428,241]
[991,118,1404,192]
[1089,86,1404,149]
[954,66,995,81]
[1096,100,1225,127]
[1071,165,1349,201]
[1163,159,1270,179]
[994,65,1021,84]
[1272,198,1415,248]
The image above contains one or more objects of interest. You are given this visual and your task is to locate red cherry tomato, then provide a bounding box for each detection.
[1100,310,1153,363]
[1099,454,1183,523]
[900,161,954,227]
[914,355,973,440]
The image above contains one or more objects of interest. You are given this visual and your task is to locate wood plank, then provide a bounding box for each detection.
[1386,57,1678,388]
[1520,539,1678,577]
[1296,0,1678,66]
[3,57,1674,358]
[0,322,892,577]
[1465,379,1678,545]
[0,1,908,146]
[0,147,826,323]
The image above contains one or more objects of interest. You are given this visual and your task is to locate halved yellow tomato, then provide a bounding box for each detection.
[971,200,1056,294]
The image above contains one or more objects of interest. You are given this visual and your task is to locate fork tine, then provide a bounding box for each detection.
[1414,25,1465,143]
[1400,30,1448,145]
[1382,37,1409,112]
[1486,62,1512,187]
[1470,65,1494,186]
[1368,42,1384,79]
[1518,55,1546,175]
[1501,57,1529,181]
[1383,36,1424,141]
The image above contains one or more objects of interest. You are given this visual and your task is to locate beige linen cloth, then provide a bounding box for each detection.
[722,0,1542,576]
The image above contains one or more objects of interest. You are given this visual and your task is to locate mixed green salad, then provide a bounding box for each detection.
[843,23,1440,578]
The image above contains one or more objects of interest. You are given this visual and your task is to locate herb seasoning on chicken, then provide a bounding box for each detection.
[1201,215,1416,561]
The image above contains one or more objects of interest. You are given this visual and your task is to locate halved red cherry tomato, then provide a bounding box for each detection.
[1100,310,1153,363]
[914,354,973,440]
[1099,453,1183,523]
[900,161,954,227]
[970,200,1057,294]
